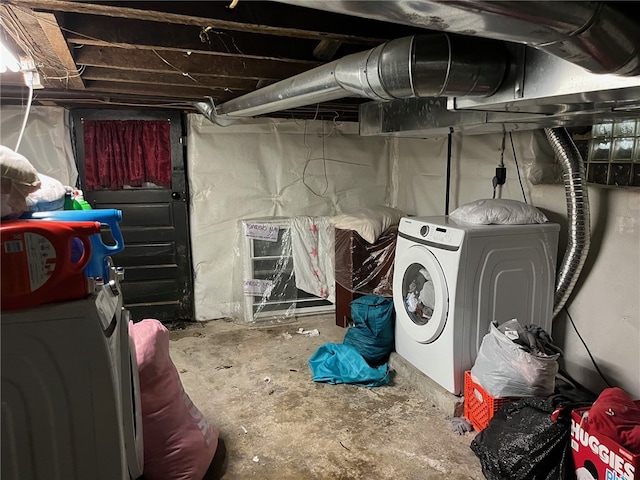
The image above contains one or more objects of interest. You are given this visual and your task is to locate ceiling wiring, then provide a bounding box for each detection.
[150,48,205,87]
[4,4,221,91]
[0,11,76,77]
[200,26,244,56]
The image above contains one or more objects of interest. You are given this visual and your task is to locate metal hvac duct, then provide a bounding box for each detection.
[194,34,507,125]
[276,1,640,77]
[544,127,591,319]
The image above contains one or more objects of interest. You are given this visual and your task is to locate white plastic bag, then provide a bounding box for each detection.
[26,173,66,212]
[471,321,559,398]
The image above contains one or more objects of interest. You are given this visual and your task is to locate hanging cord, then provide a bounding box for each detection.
[445,128,453,215]
[14,70,35,152]
[564,307,614,388]
[492,130,507,199]
[499,129,506,168]
[509,132,528,204]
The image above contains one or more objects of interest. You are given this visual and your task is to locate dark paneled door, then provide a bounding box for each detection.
[72,109,193,322]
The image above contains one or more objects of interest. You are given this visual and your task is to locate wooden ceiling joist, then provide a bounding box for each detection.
[0,0,387,119]
[83,80,240,101]
[33,11,84,89]
[2,5,84,89]
[313,40,342,61]
[63,14,347,63]
[80,67,258,91]
[9,0,386,45]
[74,45,316,81]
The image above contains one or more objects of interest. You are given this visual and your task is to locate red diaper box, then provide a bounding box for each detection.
[571,407,639,480]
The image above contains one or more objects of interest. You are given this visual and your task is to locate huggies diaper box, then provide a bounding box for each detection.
[571,407,639,480]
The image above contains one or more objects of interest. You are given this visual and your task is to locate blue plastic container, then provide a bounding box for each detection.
[23,209,124,280]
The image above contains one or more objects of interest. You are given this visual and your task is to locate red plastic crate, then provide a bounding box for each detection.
[463,371,516,431]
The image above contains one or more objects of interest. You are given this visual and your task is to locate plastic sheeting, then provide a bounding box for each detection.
[334,226,397,296]
[238,216,335,323]
[0,106,77,186]
[308,343,390,387]
[471,320,559,398]
[187,116,554,320]
[187,116,394,320]
[470,395,579,480]
[392,130,556,216]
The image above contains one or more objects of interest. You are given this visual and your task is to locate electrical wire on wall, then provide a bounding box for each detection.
[302,103,329,197]
[302,121,330,197]
[509,132,528,204]
[299,104,366,198]
[445,128,453,215]
[563,307,614,388]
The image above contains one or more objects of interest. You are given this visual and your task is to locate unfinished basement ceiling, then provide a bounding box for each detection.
[0,0,428,121]
[1,1,639,129]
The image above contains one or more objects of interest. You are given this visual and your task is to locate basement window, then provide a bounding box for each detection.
[575,119,640,187]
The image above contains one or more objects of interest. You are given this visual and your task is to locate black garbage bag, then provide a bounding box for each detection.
[470,395,588,480]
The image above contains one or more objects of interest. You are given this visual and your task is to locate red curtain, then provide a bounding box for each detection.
[83,120,172,191]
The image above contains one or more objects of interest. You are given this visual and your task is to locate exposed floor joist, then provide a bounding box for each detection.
[9,0,388,44]
[0,0,425,119]
[33,11,84,89]
[1,5,83,89]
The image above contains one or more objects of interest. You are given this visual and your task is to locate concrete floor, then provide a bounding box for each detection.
[169,314,484,480]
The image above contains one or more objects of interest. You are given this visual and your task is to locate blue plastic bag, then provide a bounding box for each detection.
[308,343,390,387]
[343,295,395,366]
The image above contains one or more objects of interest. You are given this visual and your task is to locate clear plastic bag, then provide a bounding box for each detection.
[471,320,559,398]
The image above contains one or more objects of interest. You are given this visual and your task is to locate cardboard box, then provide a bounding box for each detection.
[571,407,639,480]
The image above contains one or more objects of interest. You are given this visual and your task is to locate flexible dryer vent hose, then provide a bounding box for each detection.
[544,127,591,319]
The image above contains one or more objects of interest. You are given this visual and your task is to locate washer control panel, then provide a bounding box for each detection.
[400,217,465,248]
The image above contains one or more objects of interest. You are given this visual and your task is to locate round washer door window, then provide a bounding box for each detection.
[393,244,448,343]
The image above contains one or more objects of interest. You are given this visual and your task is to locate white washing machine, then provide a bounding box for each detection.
[1,281,143,480]
[393,216,559,395]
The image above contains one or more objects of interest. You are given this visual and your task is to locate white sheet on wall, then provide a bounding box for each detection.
[187,116,393,320]
[0,106,77,186]
[291,215,335,303]
[393,130,553,216]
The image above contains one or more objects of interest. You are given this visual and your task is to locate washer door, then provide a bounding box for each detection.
[394,244,449,343]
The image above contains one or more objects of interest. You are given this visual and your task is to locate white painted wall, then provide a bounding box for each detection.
[532,185,640,399]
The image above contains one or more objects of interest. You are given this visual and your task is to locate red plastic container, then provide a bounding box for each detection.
[464,371,517,431]
[1,220,100,311]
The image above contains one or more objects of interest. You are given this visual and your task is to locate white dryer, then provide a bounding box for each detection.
[1,282,143,480]
[393,216,559,395]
